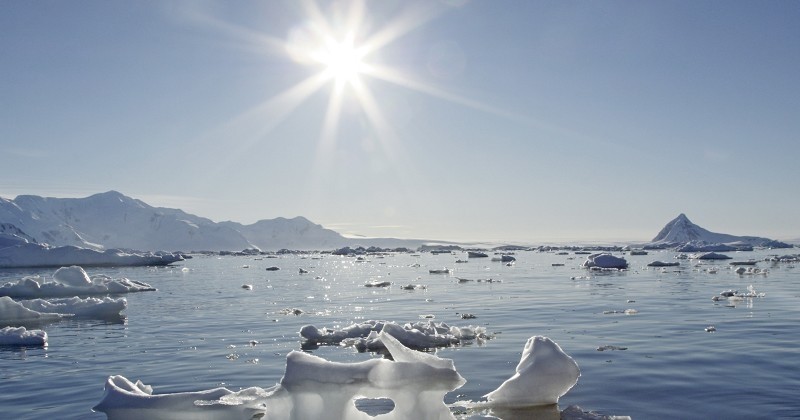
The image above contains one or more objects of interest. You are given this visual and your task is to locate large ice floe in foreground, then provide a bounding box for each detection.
[0,240,182,268]
[0,266,155,299]
[94,333,594,420]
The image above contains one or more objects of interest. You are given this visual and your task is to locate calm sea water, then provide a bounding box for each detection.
[1,249,799,419]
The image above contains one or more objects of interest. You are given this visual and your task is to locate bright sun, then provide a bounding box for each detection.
[314,40,367,84]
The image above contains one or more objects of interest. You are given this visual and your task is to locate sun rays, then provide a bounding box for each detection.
[184,0,523,199]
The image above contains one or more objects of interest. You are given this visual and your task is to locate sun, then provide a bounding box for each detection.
[314,40,367,84]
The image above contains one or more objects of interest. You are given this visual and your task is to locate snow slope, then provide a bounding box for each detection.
[649,214,789,248]
[0,191,424,252]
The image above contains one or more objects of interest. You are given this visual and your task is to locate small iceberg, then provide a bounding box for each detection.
[0,242,182,268]
[299,320,490,351]
[582,253,628,270]
[484,336,580,407]
[692,252,732,260]
[0,326,47,346]
[0,296,65,324]
[1,294,127,325]
[647,261,680,267]
[0,266,155,299]
[19,296,127,319]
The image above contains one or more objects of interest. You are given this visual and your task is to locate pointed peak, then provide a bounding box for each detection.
[92,190,126,199]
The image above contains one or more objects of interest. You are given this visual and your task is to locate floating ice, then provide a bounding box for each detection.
[597,345,627,351]
[647,260,680,267]
[1,294,126,324]
[0,242,182,268]
[364,281,391,288]
[299,320,490,351]
[19,296,127,318]
[711,285,765,301]
[0,296,65,323]
[692,252,731,260]
[484,336,580,407]
[94,334,592,419]
[0,266,155,298]
[582,253,628,270]
[0,326,48,346]
[734,266,768,276]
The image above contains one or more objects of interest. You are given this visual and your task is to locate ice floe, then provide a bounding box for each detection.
[0,242,182,268]
[581,253,628,270]
[0,326,48,346]
[733,266,768,276]
[18,296,126,319]
[0,296,65,323]
[692,252,731,260]
[299,320,490,351]
[647,260,680,267]
[0,266,156,298]
[94,333,606,420]
[711,285,765,301]
[484,336,579,407]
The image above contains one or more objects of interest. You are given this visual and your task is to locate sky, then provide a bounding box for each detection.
[2,0,799,243]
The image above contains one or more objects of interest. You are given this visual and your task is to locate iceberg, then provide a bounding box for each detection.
[94,333,585,420]
[0,326,48,346]
[646,261,680,267]
[484,336,580,407]
[299,320,490,351]
[19,296,127,319]
[692,252,732,260]
[0,241,182,268]
[0,296,65,324]
[581,253,628,270]
[0,266,156,298]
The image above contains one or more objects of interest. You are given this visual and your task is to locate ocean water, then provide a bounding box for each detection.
[1,249,799,419]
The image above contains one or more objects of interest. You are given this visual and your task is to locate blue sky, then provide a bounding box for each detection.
[2,0,798,243]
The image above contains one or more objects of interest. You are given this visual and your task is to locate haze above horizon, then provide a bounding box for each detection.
[2,1,798,243]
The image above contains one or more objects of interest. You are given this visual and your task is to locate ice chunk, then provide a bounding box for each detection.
[0,242,182,268]
[0,326,48,346]
[19,296,126,318]
[582,253,628,269]
[53,266,93,286]
[0,267,155,298]
[93,374,266,420]
[485,336,580,407]
[0,296,65,323]
[300,320,489,351]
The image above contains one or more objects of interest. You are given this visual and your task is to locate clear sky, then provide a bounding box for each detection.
[2,0,799,243]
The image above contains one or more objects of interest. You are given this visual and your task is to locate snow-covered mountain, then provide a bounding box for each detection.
[220,217,349,251]
[0,191,390,251]
[649,214,790,248]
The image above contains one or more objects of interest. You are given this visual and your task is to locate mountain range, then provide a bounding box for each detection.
[0,192,792,253]
[0,191,424,252]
